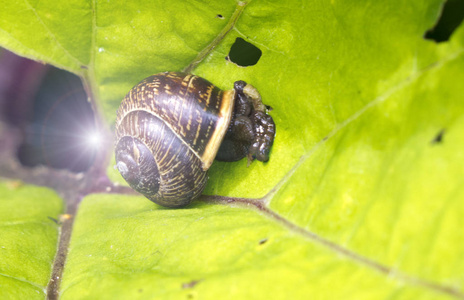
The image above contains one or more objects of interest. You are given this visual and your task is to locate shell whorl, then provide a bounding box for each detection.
[115,72,233,207]
[116,110,207,207]
[116,72,234,170]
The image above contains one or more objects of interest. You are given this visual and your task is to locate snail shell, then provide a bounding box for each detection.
[115,72,234,207]
[115,72,275,208]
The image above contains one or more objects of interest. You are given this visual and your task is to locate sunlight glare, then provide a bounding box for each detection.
[85,131,102,149]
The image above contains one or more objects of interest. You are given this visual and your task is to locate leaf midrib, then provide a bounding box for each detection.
[2,0,462,298]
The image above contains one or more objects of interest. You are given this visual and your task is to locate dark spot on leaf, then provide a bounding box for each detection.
[47,216,58,224]
[259,238,268,245]
[226,37,262,67]
[187,293,194,299]
[431,129,446,144]
[138,289,143,293]
[15,65,97,172]
[182,279,201,289]
[216,14,224,19]
[80,65,88,69]
[323,136,328,141]
[424,0,464,43]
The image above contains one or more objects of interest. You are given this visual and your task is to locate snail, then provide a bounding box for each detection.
[115,72,275,208]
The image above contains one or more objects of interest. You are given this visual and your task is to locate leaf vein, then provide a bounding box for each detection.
[206,196,464,299]
[183,1,249,73]
[22,0,84,67]
[265,48,464,203]
[233,27,286,55]
[0,272,45,294]
[0,27,76,74]
[0,220,56,228]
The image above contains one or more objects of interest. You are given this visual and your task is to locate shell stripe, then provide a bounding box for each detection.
[115,72,234,171]
[177,75,195,133]
[200,89,234,170]
[177,74,194,135]
[117,107,206,167]
[116,110,207,205]
[116,113,166,194]
[204,84,214,107]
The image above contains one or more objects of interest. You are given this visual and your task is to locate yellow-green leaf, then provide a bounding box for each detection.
[1,0,463,299]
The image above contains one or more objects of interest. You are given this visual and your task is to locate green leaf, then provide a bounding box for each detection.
[0,0,91,73]
[1,0,464,299]
[60,194,447,299]
[0,181,63,299]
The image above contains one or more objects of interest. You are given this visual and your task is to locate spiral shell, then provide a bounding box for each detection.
[115,72,234,207]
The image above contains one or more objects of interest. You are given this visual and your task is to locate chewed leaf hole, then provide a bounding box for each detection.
[16,66,97,173]
[424,0,464,43]
[431,129,446,144]
[227,37,262,67]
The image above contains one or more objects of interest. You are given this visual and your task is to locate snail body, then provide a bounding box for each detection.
[115,72,275,208]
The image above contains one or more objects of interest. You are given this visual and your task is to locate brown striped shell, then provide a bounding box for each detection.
[115,72,235,207]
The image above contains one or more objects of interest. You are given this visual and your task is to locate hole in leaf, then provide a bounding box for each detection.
[16,65,97,173]
[424,0,464,43]
[259,238,268,245]
[431,128,446,144]
[216,14,224,19]
[226,37,262,67]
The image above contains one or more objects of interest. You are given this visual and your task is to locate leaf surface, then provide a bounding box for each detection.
[1,0,464,299]
[60,194,446,299]
[0,181,63,299]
